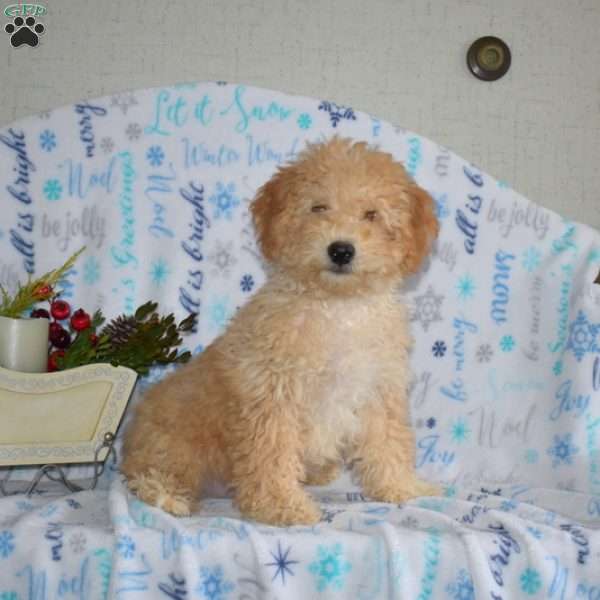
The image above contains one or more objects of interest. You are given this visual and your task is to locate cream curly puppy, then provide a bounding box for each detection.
[121,137,440,525]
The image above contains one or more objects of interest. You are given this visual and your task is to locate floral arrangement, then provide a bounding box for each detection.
[1,249,196,374]
[40,299,196,374]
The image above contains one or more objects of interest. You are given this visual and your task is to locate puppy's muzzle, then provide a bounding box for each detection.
[328,241,355,267]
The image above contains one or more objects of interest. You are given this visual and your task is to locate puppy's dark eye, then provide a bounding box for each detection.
[311,204,329,213]
[363,210,377,222]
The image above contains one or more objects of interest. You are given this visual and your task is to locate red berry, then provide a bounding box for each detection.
[30,308,50,319]
[70,308,91,332]
[89,334,98,346]
[34,284,53,299]
[47,349,65,372]
[51,299,71,320]
[49,324,71,349]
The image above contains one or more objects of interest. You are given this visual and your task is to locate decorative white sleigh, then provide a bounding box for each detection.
[0,364,136,467]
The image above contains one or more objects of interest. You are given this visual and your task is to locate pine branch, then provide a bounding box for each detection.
[0,247,86,318]
[95,304,197,374]
[58,302,198,375]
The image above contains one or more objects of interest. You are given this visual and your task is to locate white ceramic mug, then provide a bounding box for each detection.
[0,316,49,373]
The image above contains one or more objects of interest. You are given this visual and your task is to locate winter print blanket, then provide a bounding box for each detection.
[0,81,599,598]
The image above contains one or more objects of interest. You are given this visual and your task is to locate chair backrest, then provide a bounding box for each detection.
[1,82,599,493]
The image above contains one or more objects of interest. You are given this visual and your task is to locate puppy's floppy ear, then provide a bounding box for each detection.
[402,184,439,274]
[250,175,282,261]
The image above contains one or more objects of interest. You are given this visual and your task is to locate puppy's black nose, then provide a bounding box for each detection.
[328,241,355,266]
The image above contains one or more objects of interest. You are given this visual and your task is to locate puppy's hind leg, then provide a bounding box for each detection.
[127,467,198,517]
[121,425,210,517]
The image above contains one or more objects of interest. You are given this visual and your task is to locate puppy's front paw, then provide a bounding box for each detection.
[303,462,341,486]
[412,479,442,498]
[241,493,321,526]
[367,479,441,504]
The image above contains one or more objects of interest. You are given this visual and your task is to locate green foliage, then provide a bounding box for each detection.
[0,248,85,318]
[58,310,108,370]
[58,301,197,375]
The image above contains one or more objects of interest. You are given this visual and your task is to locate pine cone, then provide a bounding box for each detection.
[100,315,138,346]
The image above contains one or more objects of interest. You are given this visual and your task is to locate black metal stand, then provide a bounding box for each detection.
[0,432,116,497]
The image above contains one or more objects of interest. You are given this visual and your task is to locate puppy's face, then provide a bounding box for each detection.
[251,138,439,294]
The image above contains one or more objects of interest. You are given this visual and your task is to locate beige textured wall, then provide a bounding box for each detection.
[1,0,599,227]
